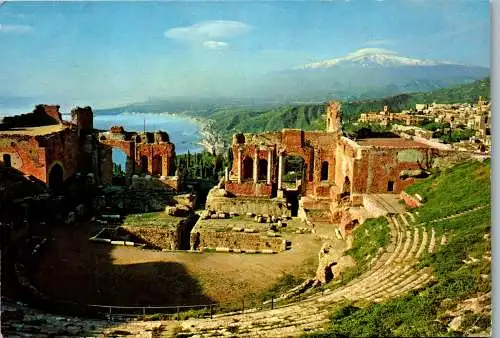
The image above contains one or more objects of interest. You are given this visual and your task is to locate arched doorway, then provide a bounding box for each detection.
[141,156,149,174]
[2,154,12,168]
[321,161,329,181]
[283,155,305,184]
[48,163,64,195]
[242,156,253,180]
[258,159,268,181]
[112,148,127,177]
[283,155,305,217]
[153,155,163,176]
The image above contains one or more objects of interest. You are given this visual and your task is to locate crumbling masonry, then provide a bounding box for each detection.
[210,101,439,228]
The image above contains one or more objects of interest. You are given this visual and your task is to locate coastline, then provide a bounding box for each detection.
[97,110,224,155]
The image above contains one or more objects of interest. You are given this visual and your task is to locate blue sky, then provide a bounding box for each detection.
[0,0,491,108]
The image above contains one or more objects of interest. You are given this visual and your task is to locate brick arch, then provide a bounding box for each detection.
[321,161,329,181]
[257,158,268,181]
[48,161,65,195]
[281,148,314,182]
[98,139,134,158]
[242,156,253,180]
[47,160,65,182]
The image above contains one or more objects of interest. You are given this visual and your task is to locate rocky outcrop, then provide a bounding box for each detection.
[314,239,355,284]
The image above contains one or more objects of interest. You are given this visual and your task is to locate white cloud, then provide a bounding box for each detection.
[362,39,394,46]
[203,40,229,50]
[0,23,33,34]
[165,20,251,42]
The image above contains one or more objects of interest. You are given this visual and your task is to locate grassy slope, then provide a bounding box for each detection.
[307,159,491,337]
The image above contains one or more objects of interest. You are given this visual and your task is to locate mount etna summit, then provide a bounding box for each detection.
[257,48,489,101]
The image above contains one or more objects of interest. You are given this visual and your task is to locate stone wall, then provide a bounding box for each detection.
[121,214,197,250]
[225,181,272,197]
[206,195,290,217]
[0,105,62,129]
[103,177,175,213]
[190,230,285,252]
[122,226,180,250]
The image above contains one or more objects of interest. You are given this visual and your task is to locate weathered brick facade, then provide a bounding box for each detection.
[0,105,82,186]
[225,101,435,210]
[98,128,176,177]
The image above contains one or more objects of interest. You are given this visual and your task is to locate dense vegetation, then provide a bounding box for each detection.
[176,151,226,181]
[308,159,491,337]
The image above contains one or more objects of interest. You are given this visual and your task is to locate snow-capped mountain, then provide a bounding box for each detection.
[252,48,489,100]
[299,48,456,69]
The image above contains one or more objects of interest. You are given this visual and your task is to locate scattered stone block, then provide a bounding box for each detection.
[232,227,243,232]
[211,188,229,197]
[440,235,447,245]
[244,228,256,233]
[245,249,257,254]
[262,249,275,254]
[75,204,85,216]
[246,212,255,217]
[65,212,76,225]
[215,247,230,252]
[217,212,228,219]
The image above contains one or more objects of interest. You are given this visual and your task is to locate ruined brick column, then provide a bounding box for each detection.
[163,155,169,176]
[253,148,258,183]
[125,156,134,176]
[267,148,272,184]
[237,148,243,184]
[278,151,283,190]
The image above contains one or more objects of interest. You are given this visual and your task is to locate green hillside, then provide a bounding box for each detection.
[201,77,489,138]
[309,159,491,337]
[207,104,326,138]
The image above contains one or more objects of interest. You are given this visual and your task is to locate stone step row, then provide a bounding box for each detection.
[175,212,436,337]
[413,204,490,227]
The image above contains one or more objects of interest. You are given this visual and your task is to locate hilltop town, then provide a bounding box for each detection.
[358,96,491,153]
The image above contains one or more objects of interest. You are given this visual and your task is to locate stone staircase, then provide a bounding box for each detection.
[171,211,437,337]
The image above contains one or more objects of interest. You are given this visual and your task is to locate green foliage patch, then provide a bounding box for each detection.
[307,160,491,337]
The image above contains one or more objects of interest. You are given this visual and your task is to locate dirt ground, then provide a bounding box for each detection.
[30,221,325,308]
